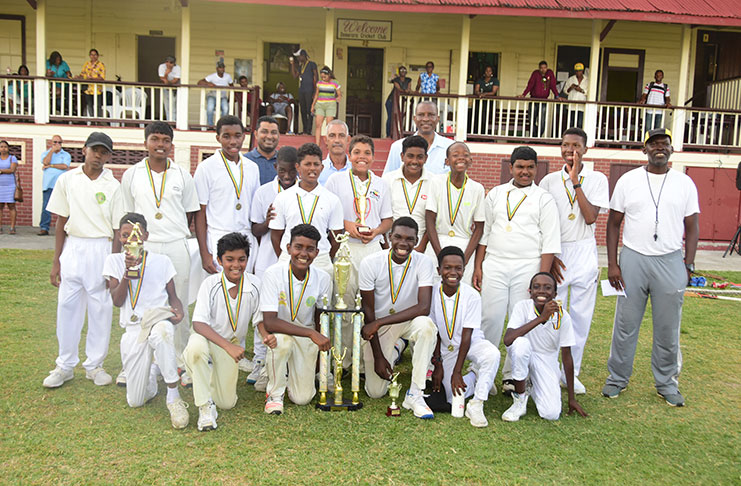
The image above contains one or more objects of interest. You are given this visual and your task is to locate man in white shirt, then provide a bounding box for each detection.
[539,127,609,394]
[359,217,438,419]
[158,56,181,121]
[119,122,201,386]
[318,119,350,186]
[639,70,672,130]
[383,100,453,175]
[472,146,561,393]
[604,128,699,407]
[198,62,234,127]
[564,63,587,128]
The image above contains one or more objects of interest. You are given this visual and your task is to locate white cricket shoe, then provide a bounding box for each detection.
[502,391,529,422]
[254,367,269,392]
[238,358,253,373]
[265,396,284,415]
[180,371,193,388]
[43,366,74,388]
[465,399,488,428]
[115,370,127,387]
[85,367,112,386]
[197,401,218,431]
[246,360,264,385]
[402,392,434,419]
[167,398,190,429]
[560,376,587,395]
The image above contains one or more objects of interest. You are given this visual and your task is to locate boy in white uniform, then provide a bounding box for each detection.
[118,122,200,387]
[43,132,121,389]
[430,246,500,427]
[426,142,485,284]
[359,217,437,419]
[382,135,433,253]
[184,232,267,431]
[502,272,588,422]
[195,115,260,276]
[325,135,392,367]
[104,213,189,429]
[539,128,609,394]
[261,224,332,415]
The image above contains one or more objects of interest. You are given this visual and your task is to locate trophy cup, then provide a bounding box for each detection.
[356,193,372,236]
[124,221,144,279]
[386,372,402,417]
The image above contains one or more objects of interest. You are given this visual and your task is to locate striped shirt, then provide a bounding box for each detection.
[316,80,339,103]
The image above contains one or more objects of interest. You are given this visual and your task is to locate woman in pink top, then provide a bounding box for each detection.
[311,66,341,146]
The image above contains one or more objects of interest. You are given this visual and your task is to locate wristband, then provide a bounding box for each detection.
[572,183,582,189]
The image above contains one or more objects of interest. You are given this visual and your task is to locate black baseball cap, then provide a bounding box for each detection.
[644,127,672,145]
[84,132,113,152]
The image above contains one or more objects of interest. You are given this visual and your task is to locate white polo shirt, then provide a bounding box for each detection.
[426,174,485,239]
[47,166,121,238]
[430,282,484,352]
[251,177,288,275]
[610,166,699,256]
[194,150,260,233]
[382,168,433,237]
[260,261,331,328]
[103,251,176,328]
[192,271,262,343]
[358,249,435,319]
[481,180,561,260]
[120,159,200,243]
[269,183,343,254]
[507,299,575,365]
[383,132,454,175]
[539,166,609,243]
[325,170,393,245]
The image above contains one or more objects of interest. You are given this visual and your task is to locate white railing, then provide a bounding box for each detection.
[398,94,459,135]
[595,103,671,145]
[192,85,255,129]
[466,97,579,140]
[1,76,34,118]
[707,77,741,111]
[684,108,741,148]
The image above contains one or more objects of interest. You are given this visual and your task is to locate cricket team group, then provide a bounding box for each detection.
[40,100,699,431]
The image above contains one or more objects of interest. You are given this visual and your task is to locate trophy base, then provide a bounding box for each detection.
[386,406,401,417]
[357,225,372,236]
[125,269,141,279]
[316,400,364,412]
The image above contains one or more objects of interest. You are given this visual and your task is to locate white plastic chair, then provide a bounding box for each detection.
[116,87,147,124]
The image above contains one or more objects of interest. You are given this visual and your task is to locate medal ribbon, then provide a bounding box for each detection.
[127,251,148,311]
[388,251,412,305]
[288,265,310,322]
[221,272,244,332]
[145,158,169,209]
[349,171,372,218]
[534,303,562,330]
[440,286,460,341]
[506,189,528,222]
[447,174,468,226]
[220,150,244,202]
[562,173,585,209]
[401,179,423,214]
[296,193,319,224]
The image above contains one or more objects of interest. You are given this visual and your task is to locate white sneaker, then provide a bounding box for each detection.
[402,392,434,419]
[265,396,284,415]
[180,371,192,388]
[167,398,190,429]
[197,401,218,431]
[254,367,268,392]
[502,391,529,422]
[43,366,74,388]
[246,360,264,385]
[85,367,112,386]
[465,399,488,427]
[560,376,587,395]
[116,370,127,387]
[238,358,253,373]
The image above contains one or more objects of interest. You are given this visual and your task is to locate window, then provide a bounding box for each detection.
[467,51,500,85]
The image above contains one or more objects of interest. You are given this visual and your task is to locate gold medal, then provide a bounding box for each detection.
[235,203,242,210]
[155,212,163,220]
[505,189,527,232]
[448,230,455,237]
[447,344,455,352]
[389,308,395,314]
[568,213,576,220]
[130,314,138,322]
[506,224,512,232]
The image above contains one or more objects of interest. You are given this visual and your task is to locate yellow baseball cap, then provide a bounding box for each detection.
[574,63,584,71]
[644,128,672,145]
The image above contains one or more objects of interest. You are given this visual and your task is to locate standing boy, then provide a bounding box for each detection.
[104,213,189,429]
[43,132,121,388]
[430,246,500,427]
[261,224,332,415]
[184,232,266,431]
[539,127,609,394]
[501,272,587,422]
[359,217,437,419]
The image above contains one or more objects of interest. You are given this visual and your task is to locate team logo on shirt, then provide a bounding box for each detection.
[305,296,316,307]
[369,189,381,200]
[278,291,287,307]
[95,192,106,204]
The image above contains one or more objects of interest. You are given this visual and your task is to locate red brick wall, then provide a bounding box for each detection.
[6,137,33,226]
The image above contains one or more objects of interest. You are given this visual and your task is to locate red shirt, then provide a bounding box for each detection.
[522,69,559,99]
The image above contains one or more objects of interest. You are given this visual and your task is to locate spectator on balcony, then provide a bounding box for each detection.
[639,70,671,130]
[245,116,280,186]
[39,135,71,236]
[0,140,18,234]
[311,66,341,147]
[6,65,31,114]
[46,51,72,114]
[472,65,500,134]
[416,61,440,96]
[289,49,318,136]
[234,76,260,121]
[198,62,233,127]
[158,55,180,121]
[77,48,106,118]
[266,82,295,135]
[565,63,588,128]
[385,66,412,137]
[519,61,561,137]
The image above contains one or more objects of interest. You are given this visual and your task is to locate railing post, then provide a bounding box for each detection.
[455,15,470,141]
[176,86,188,130]
[584,103,597,148]
[249,86,260,150]
[671,108,686,152]
[34,78,49,124]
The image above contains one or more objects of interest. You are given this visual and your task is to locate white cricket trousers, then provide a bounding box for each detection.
[441,338,500,403]
[144,238,192,368]
[508,336,561,420]
[265,333,319,405]
[55,236,112,372]
[557,238,599,378]
[121,322,179,407]
[363,316,437,398]
[183,333,239,409]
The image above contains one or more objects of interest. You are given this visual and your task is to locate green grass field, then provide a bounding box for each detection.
[1,248,739,485]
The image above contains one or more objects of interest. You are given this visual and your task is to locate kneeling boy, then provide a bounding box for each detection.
[501,272,587,422]
[261,224,332,415]
[103,213,189,429]
[430,246,500,427]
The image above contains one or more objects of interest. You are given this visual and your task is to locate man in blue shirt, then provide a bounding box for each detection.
[39,135,71,235]
[318,119,349,186]
[244,116,280,185]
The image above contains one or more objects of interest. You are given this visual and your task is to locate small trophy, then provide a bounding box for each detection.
[356,194,372,236]
[386,372,402,417]
[124,221,144,279]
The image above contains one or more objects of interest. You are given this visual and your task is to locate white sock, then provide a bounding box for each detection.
[408,382,422,396]
[166,386,181,404]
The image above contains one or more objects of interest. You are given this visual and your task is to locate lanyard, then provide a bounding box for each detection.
[440,286,461,340]
[221,272,244,332]
[388,251,412,305]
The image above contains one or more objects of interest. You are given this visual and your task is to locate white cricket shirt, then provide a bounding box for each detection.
[192,271,262,343]
[325,170,392,245]
[429,282,484,352]
[260,261,331,328]
[507,298,575,365]
[383,132,454,175]
[382,168,433,238]
[426,173,485,239]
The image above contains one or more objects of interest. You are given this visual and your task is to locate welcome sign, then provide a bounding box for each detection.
[337,19,392,42]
